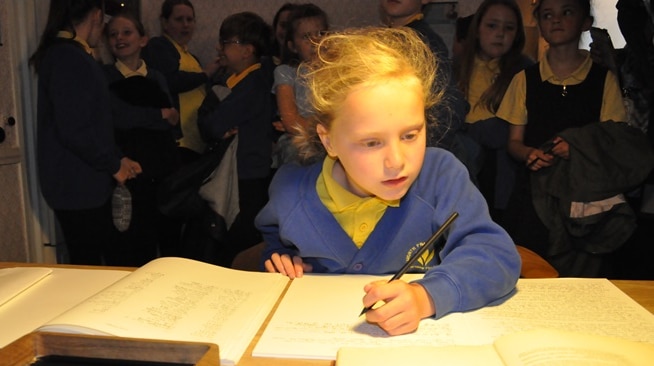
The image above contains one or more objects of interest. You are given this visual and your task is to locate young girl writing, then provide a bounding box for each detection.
[103,12,180,266]
[496,0,628,275]
[272,3,329,166]
[455,0,532,220]
[255,27,521,336]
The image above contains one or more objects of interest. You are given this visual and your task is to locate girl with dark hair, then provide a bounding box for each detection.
[29,0,142,265]
[454,0,533,220]
[272,3,329,166]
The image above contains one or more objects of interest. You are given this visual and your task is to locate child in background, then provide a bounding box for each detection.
[29,0,142,265]
[272,3,329,166]
[496,0,628,276]
[256,27,520,336]
[271,3,296,66]
[454,0,532,221]
[198,12,275,267]
[103,12,180,266]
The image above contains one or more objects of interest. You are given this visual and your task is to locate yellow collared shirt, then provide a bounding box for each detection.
[316,157,399,248]
[497,50,627,126]
[165,35,207,153]
[56,30,92,54]
[115,59,148,78]
[466,57,500,123]
[226,63,262,89]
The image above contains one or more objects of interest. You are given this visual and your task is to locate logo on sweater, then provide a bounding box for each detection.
[405,241,436,271]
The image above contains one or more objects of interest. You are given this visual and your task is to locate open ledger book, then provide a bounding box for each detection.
[0,257,288,366]
[253,275,654,361]
[336,328,654,366]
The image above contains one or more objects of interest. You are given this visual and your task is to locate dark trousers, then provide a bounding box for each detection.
[55,200,113,265]
[216,176,270,267]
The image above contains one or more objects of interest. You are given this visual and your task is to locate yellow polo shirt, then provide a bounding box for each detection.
[316,157,399,248]
[167,35,207,153]
[465,57,500,123]
[497,50,626,126]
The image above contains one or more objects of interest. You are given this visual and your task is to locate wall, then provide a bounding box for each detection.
[139,0,381,67]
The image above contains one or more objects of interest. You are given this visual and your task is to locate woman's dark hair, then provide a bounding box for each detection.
[272,3,297,58]
[160,0,195,19]
[29,0,104,74]
[220,12,272,59]
[281,3,329,66]
[455,0,527,114]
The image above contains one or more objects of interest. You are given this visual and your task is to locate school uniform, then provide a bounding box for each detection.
[36,38,120,264]
[256,148,521,319]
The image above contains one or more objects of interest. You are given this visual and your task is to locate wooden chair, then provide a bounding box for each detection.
[231,242,265,271]
[232,243,559,278]
[516,245,559,278]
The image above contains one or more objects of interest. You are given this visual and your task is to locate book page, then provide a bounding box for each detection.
[253,276,654,361]
[38,257,289,366]
[495,329,654,366]
[336,344,504,366]
[335,328,654,366]
[0,267,52,306]
[469,278,654,343]
[253,273,489,360]
[0,267,130,348]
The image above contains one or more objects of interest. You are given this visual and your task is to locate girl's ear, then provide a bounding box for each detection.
[140,35,149,48]
[316,123,336,157]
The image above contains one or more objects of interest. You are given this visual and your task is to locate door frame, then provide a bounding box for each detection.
[6,0,57,263]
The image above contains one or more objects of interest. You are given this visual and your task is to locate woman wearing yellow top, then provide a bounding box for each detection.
[454,0,532,221]
[143,0,220,163]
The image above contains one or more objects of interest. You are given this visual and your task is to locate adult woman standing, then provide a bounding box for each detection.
[29,0,141,265]
[142,0,220,163]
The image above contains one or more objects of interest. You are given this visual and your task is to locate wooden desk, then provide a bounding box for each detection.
[1,262,653,366]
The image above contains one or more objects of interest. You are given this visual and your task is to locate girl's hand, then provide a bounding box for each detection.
[550,137,570,160]
[272,120,286,132]
[362,280,435,336]
[113,157,142,184]
[162,108,179,126]
[264,253,312,279]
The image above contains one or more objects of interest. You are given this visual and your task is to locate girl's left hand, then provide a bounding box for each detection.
[550,137,570,160]
[362,280,435,336]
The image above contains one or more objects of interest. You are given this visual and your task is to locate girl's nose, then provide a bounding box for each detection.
[384,143,404,170]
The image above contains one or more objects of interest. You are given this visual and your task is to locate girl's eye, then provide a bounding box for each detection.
[362,140,381,148]
[402,132,418,141]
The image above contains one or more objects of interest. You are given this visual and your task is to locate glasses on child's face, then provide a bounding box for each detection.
[220,39,244,46]
[302,30,328,42]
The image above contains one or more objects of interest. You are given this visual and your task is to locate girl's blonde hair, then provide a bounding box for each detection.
[294,26,442,164]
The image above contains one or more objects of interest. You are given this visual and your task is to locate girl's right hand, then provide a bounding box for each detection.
[525,147,554,171]
[264,253,312,279]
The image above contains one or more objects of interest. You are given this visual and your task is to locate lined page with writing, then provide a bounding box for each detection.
[336,329,654,366]
[253,276,654,361]
[38,257,289,366]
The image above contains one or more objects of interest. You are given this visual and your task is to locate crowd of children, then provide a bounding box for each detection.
[31,0,654,324]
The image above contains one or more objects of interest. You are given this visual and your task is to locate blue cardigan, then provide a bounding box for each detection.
[36,41,121,210]
[256,148,521,318]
